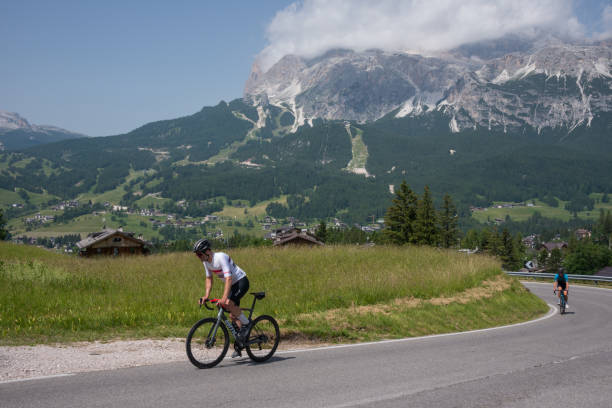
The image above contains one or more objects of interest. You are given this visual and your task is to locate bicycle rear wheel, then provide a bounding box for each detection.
[186,317,229,368]
[245,315,280,363]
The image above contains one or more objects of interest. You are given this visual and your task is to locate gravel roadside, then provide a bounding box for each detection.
[0,339,188,382]
[0,339,323,382]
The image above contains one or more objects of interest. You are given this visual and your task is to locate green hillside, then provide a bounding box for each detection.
[1,100,611,232]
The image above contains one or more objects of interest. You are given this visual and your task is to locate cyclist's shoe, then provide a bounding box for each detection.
[231,350,242,358]
[565,304,569,309]
[237,323,251,343]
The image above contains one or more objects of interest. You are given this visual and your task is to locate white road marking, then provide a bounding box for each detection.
[279,303,557,355]
[1,373,75,384]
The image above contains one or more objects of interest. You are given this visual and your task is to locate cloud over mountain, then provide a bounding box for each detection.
[597,5,612,40]
[257,0,585,71]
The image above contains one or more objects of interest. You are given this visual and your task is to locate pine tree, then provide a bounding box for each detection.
[316,220,328,243]
[537,248,548,269]
[383,181,418,244]
[484,228,503,255]
[439,194,459,248]
[0,209,6,240]
[415,185,439,246]
[500,228,520,270]
[462,229,480,250]
[547,248,563,273]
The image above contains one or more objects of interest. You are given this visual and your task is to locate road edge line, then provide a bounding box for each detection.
[0,373,75,385]
[279,300,557,355]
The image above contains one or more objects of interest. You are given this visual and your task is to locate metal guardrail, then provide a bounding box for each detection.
[505,271,612,283]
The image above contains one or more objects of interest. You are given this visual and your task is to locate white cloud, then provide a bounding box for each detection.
[595,5,612,40]
[257,0,585,71]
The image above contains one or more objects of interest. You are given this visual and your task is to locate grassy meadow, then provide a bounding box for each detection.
[471,195,612,223]
[0,242,548,346]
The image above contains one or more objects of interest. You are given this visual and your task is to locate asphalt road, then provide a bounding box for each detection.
[2,282,611,408]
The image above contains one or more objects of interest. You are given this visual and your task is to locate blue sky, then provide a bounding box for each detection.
[0,0,609,136]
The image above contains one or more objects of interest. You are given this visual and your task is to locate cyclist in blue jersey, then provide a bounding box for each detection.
[193,239,251,348]
[553,268,569,309]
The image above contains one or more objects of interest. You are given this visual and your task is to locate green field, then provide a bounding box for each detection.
[471,194,612,223]
[76,169,152,204]
[0,187,58,207]
[0,242,547,345]
[4,192,291,240]
[214,195,288,219]
[6,209,264,242]
[8,212,165,239]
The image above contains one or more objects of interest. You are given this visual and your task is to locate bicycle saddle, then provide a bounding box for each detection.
[251,292,266,300]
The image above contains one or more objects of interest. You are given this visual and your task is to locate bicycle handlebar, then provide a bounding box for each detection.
[201,298,222,311]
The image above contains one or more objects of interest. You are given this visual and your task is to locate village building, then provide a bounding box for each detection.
[575,229,591,240]
[76,228,149,257]
[522,234,538,249]
[273,227,324,247]
[538,241,568,253]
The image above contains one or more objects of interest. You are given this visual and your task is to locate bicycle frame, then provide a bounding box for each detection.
[555,289,567,314]
[206,295,261,342]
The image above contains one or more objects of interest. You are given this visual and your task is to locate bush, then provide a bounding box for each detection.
[564,240,612,275]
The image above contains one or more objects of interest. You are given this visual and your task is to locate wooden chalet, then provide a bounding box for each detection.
[77,229,149,257]
[538,241,568,253]
[273,227,324,247]
[575,229,591,240]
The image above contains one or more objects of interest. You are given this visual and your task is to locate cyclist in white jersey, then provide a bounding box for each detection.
[193,239,251,346]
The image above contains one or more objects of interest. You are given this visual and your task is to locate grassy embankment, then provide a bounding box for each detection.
[0,242,548,346]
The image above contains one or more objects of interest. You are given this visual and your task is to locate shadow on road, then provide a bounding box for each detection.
[233,355,295,367]
[189,355,296,372]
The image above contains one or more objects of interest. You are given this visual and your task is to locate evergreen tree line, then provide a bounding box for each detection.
[461,227,526,270]
[381,181,459,248]
[18,234,82,250]
[315,223,372,245]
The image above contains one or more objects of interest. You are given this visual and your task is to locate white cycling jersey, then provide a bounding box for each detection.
[203,252,246,283]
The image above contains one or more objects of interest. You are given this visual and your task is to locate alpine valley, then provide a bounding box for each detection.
[1,34,611,229]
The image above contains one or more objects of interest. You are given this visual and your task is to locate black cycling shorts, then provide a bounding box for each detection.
[229,277,250,306]
[557,280,567,290]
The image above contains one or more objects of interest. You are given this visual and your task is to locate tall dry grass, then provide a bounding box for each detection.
[1,242,503,344]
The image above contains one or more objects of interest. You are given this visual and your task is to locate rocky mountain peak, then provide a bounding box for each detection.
[0,111,32,132]
[244,36,612,133]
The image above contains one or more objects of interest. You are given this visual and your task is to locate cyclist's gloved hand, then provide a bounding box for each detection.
[199,297,208,305]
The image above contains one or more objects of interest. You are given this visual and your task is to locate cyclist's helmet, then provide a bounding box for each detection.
[193,238,211,254]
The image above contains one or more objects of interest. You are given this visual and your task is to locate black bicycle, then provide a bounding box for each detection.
[186,291,280,368]
[554,289,567,315]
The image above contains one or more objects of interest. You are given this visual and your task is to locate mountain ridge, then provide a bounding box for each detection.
[0,111,86,151]
[244,35,612,134]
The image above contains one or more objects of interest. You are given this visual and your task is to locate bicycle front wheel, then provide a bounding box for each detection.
[560,296,566,315]
[245,315,280,363]
[186,317,229,368]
